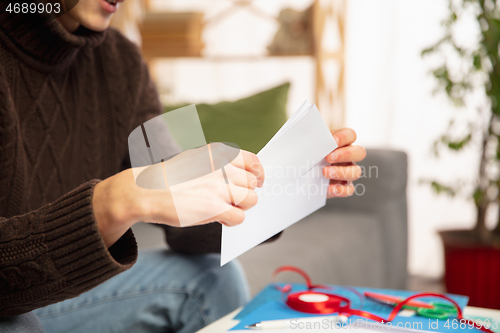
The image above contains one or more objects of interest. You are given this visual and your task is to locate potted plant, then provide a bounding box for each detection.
[422,0,500,309]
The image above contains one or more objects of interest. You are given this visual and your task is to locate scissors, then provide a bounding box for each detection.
[364,292,458,320]
[415,302,457,319]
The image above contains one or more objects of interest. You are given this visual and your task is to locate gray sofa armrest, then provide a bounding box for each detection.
[323,148,408,289]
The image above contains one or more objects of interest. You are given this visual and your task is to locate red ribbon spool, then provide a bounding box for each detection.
[272,266,363,316]
[272,266,494,333]
[286,291,351,314]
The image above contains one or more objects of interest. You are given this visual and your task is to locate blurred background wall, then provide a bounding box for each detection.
[345,0,487,280]
[113,0,492,282]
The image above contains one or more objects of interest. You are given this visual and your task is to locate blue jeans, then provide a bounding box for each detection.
[2,250,250,333]
[0,313,45,333]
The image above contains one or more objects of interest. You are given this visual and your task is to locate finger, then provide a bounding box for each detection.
[208,143,264,187]
[326,145,366,164]
[331,128,357,147]
[217,206,245,226]
[323,165,363,181]
[327,183,355,198]
[224,164,258,189]
[230,150,265,187]
[231,187,258,210]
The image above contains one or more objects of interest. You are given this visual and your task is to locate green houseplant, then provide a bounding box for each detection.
[422,0,500,309]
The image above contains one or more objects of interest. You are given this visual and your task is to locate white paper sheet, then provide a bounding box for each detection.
[220,102,338,265]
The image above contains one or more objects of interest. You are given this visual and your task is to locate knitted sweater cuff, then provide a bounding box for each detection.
[40,180,137,294]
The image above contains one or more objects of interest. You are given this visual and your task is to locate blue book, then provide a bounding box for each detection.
[231,283,474,332]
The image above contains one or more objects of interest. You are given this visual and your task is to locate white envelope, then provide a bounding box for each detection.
[221,102,337,265]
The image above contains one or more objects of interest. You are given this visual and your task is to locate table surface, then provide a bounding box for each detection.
[197,306,500,332]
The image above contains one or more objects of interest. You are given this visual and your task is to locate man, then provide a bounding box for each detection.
[0,0,366,332]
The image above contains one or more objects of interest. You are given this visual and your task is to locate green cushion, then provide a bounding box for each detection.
[163,82,290,154]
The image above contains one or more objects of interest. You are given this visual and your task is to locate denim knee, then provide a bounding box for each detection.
[192,256,251,323]
[28,252,251,333]
[0,312,46,333]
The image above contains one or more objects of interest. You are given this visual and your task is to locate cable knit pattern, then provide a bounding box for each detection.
[0,10,161,316]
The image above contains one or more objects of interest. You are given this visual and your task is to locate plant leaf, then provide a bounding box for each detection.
[447,134,472,150]
[430,181,457,197]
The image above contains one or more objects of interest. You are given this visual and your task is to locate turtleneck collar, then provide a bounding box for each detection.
[0,8,106,71]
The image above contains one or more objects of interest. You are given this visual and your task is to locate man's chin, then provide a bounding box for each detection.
[81,16,112,32]
[57,12,112,33]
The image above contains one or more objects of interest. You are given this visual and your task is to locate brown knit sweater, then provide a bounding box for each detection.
[0,9,225,317]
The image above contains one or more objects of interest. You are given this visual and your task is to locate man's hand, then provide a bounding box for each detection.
[323,128,366,198]
[92,146,264,248]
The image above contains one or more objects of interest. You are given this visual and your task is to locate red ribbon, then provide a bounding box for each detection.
[272,266,331,292]
[272,266,494,333]
[287,292,350,314]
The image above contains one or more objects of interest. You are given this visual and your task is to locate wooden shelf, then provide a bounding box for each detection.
[140,11,205,58]
[141,0,346,129]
